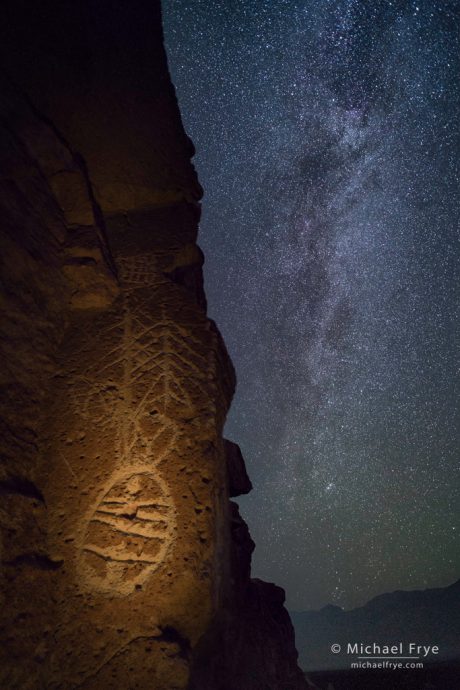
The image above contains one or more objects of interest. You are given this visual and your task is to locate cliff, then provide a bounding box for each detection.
[0,2,306,688]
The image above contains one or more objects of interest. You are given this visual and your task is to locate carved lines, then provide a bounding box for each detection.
[80,470,175,595]
[117,255,160,290]
[71,252,216,594]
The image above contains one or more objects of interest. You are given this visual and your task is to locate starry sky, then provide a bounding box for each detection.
[163,0,460,611]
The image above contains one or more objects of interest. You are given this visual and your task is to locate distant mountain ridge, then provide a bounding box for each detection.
[291,579,460,671]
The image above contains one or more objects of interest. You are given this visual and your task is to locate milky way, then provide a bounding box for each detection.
[163,0,460,609]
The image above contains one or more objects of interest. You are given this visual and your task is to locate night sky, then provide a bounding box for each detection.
[163,0,460,610]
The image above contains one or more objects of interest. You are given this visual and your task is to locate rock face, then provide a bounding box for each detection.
[0,2,306,688]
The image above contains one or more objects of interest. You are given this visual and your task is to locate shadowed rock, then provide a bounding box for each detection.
[0,1,306,688]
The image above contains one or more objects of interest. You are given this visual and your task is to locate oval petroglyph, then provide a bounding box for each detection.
[78,470,176,595]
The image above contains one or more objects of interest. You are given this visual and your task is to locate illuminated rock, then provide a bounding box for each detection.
[0,1,306,688]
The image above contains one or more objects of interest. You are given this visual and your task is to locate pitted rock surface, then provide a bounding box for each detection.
[0,2,306,688]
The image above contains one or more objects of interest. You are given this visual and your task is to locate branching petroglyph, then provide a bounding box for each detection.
[72,254,212,594]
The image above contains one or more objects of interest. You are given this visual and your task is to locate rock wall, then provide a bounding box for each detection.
[0,2,306,688]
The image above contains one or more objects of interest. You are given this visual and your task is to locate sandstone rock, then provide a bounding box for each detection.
[0,2,306,688]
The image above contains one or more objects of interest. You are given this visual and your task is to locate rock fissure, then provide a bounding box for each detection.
[0,475,45,502]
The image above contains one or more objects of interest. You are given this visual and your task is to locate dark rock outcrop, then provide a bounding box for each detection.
[190,503,305,689]
[225,439,253,497]
[0,2,306,688]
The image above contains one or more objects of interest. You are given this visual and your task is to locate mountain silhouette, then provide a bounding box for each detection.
[291,579,460,671]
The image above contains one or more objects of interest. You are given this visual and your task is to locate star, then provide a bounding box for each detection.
[163,0,460,610]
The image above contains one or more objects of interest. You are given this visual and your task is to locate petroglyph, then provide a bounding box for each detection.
[73,304,210,441]
[117,255,160,290]
[71,249,216,594]
[80,470,175,595]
